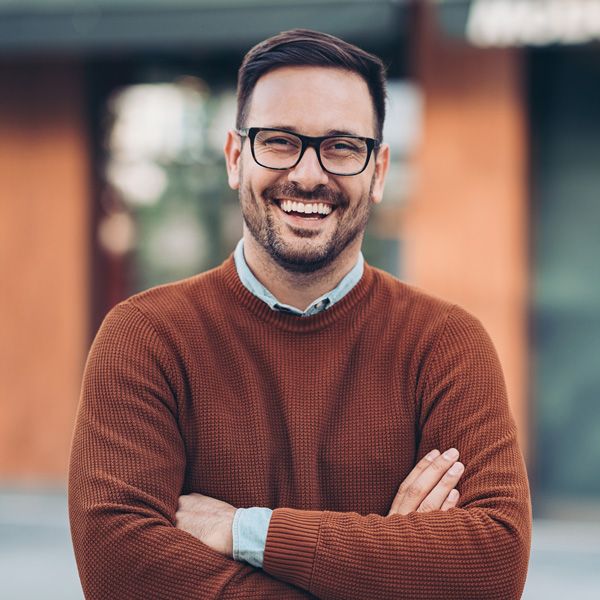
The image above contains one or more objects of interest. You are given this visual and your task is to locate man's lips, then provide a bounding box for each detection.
[273,197,338,220]
[274,196,337,208]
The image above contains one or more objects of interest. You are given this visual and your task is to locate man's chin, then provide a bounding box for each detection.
[284,224,322,239]
[267,244,336,274]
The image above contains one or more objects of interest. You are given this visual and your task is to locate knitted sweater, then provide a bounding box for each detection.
[68,255,531,600]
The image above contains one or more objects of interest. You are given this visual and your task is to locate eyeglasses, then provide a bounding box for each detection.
[236,127,380,176]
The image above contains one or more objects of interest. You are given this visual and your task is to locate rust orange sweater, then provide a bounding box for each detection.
[69,255,531,599]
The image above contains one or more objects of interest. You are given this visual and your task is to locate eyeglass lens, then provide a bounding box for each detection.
[253,130,369,175]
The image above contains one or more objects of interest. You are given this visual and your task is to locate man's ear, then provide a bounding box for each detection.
[224,130,242,190]
[370,142,390,205]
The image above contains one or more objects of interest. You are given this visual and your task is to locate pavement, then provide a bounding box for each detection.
[0,489,598,599]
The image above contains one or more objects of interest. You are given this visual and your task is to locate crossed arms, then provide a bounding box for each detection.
[68,302,532,600]
[175,447,466,559]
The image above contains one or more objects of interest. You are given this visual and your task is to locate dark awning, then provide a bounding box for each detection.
[0,0,411,55]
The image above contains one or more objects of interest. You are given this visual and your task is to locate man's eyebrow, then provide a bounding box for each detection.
[325,128,362,137]
[266,124,300,133]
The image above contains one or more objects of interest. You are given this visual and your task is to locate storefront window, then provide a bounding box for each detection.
[530,46,600,517]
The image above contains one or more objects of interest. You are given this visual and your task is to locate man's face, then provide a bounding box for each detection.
[225,66,389,273]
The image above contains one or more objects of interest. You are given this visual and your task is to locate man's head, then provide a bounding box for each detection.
[225,30,390,274]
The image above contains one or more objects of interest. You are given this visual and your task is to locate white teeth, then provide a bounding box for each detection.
[279,200,334,216]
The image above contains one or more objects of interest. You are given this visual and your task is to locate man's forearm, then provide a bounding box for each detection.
[70,506,309,599]
[262,500,530,600]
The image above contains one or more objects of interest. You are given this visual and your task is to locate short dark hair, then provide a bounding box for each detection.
[236,29,387,140]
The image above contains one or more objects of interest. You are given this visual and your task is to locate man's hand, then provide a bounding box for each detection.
[388,448,464,515]
[175,493,237,557]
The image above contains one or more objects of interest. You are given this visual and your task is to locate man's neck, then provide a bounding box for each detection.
[242,233,363,312]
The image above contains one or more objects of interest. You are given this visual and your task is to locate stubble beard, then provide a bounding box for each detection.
[239,176,375,274]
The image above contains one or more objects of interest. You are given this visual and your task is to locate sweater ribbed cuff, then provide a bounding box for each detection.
[262,508,323,591]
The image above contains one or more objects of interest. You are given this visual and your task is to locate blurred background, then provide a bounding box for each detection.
[1,0,599,598]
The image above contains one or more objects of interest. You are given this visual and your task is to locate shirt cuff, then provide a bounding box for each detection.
[232,507,273,568]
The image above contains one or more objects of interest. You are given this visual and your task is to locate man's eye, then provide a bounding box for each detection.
[323,140,362,153]
[264,137,297,147]
[333,142,358,151]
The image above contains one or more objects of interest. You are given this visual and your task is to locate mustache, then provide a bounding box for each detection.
[262,183,347,207]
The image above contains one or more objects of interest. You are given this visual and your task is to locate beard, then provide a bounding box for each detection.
[239,177,375,274]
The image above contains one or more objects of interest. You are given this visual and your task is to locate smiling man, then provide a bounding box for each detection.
[69,30,531,599]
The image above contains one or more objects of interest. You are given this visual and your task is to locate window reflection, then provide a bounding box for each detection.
[100,77,240,294]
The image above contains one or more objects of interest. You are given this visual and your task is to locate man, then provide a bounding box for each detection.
[69,29,531,599]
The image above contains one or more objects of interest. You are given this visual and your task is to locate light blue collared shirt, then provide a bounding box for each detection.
[233,238,364,317]
[231,238,364,568]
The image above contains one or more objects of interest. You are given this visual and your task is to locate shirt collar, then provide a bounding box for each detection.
[233,238,364,317]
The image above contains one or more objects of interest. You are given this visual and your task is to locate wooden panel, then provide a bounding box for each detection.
[0,60,90,482]
[405,5,529,451]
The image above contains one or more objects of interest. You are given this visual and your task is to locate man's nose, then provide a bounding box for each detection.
[287,146,329,190]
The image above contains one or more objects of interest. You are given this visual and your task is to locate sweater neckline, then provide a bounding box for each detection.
[218,254,376,333]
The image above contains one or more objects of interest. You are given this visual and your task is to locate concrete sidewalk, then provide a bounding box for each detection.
[1,489,598,599]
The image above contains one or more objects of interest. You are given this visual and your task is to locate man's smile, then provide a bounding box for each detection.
[275,198,336,219]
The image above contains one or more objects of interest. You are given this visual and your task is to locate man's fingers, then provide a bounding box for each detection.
[387,449,440,515]
[388,448,461,515]
[440,489,460,511]
[416,461,464,513]
[400,449,441,492]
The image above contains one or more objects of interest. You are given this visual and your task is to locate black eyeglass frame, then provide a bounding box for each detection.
[236,127,381,176]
